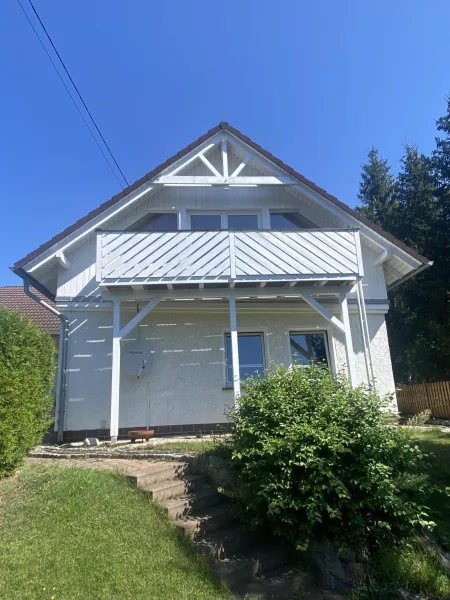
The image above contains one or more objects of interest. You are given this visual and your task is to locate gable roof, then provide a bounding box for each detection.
[0,286,60,335]
[13,121,430,270]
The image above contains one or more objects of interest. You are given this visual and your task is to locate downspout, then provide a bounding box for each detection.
[355,280,376,390]
[23,282,69,443]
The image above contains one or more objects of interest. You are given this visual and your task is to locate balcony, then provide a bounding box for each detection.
[96,229,363,290]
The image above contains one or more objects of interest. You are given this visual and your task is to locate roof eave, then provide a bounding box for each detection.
[10,266,56,302]
[386,260,434,292]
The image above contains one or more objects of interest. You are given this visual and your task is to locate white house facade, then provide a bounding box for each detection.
[12,123,432,442]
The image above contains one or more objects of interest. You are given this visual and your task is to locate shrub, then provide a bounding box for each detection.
[228,366,432,550]
[406,409,432,427]
[0,307,57,477]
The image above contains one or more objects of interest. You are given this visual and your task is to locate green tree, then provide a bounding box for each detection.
[357,123,450,383]
[433,96,450,208]
[387,144,446,383]
[357,147,397,229]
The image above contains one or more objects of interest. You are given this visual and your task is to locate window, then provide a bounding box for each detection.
[289,332,329,367]
[270,212,316,230]
[190,214,222,230]
[128,213,178,232]
[189,213,259,230]
[227,214,259,230]
[225,333,265,386]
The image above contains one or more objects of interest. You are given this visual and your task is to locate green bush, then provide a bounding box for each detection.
[228,366,432,550]
[0,307,57,477]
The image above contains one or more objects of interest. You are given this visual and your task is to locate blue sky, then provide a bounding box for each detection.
[1,0,449,285]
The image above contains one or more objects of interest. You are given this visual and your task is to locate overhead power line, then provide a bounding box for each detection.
[16,0,129,189]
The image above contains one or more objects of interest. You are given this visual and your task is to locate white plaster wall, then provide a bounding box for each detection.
[332,313,396,401]
[63,307,396,431]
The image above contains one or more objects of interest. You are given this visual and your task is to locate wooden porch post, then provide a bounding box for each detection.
[110,298,121,442]
[228,296,241,401]
[340,293,357,387]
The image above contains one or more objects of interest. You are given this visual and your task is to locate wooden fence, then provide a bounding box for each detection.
[397,381,450,419]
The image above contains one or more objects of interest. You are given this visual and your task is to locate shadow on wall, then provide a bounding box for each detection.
[66,314,231,430]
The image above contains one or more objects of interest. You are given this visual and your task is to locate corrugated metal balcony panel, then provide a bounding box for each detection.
[97,229,361,285]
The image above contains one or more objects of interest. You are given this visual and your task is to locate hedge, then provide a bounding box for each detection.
[0,306,57,477]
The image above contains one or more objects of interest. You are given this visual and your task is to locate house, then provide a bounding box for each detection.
[0,286,60,341]
[11,122,432,442]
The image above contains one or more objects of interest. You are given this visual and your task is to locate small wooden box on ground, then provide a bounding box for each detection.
[129,429,155,443]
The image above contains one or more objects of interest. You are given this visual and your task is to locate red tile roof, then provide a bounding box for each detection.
[12,122,430,270]
[0,286,60,335]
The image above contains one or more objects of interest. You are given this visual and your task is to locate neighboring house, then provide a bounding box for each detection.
[0,285,60,341]
[11,123,432,442]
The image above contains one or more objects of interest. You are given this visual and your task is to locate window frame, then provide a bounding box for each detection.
[288,329,331,369]
[187,211,261,230]
[224,331,266,388]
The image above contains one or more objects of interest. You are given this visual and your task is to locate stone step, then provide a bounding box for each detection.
[231,565,313,599]
[174,503,235,539]
[241,543,289,575]
[212,543,288,589]
[196,527,255,560]
[162,488,223,519]
[213,557,259,588]
[140,475,205,501]
[127,461,189,486]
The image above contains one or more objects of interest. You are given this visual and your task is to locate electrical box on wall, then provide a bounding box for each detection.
[121,341,152,379]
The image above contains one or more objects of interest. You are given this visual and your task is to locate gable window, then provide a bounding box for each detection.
[225,333,265,386]
[190,213,259,231]
[227,214,259,230]
[270,212,316,230]
[191,214,222,230]
[289,331,329,367]
[128,212,178,232]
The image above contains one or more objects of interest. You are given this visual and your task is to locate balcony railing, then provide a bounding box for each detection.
[96,229,363,288]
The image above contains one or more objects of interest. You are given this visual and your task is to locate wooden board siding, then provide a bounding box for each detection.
[397,381,450,419]
[56,185,387,299]
[97,229,362,285]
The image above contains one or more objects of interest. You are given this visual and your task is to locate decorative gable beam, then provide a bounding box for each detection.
[199,153,222,177]
[222,139,228,177]
[55,251,70,270]
[230,154,251,177]
[155,175,298,186]
[167,143,216,176]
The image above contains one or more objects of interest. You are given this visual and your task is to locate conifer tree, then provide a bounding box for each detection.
[357,147,396,229]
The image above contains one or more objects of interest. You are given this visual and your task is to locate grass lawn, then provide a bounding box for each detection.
[0,464,232,600]
[149,439,230,457]
[353,427,450,599]
[409,427,450,551]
